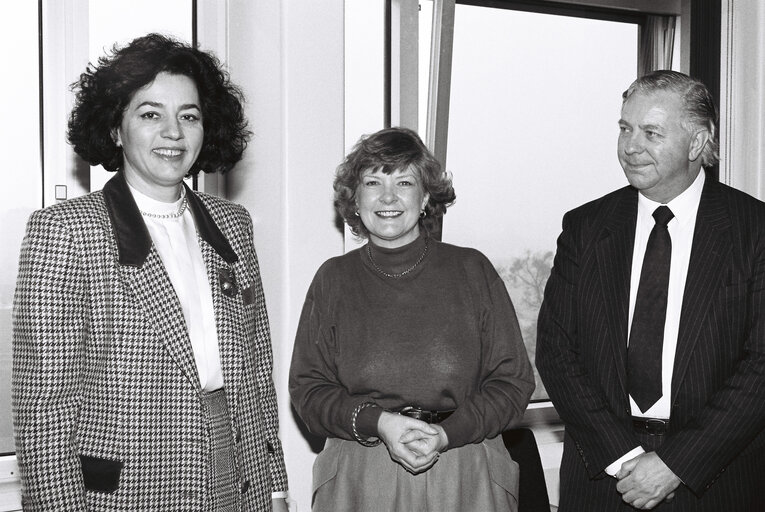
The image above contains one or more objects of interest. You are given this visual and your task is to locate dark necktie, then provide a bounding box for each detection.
[628,205,674,413]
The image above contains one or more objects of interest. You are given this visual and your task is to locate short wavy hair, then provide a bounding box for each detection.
[68,33,250,174]
[623,70,719,168]
[334,127,456,238]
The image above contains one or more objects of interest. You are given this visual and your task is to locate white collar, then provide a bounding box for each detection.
[637,170,705,228]
[127,182,185,217]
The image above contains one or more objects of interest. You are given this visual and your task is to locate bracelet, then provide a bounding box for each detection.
[351,402,382,447]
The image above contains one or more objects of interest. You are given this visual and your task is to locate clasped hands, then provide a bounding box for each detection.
[377,411,449,474]
[615,451,681,510]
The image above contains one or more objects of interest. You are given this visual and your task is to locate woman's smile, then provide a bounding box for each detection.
[375,210,404,218]
[153,147,185,158]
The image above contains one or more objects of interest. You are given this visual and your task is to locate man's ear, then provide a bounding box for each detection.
[688,129,709,162]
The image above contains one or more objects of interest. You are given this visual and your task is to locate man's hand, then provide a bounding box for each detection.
[377,411,440,474]
[615,452,681,509]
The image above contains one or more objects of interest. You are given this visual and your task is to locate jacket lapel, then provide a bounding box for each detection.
[103,174,200,390]
[124,252,202,391]
[103,173,242,393]
[198,237,245,400]
[596,187,638,397]
[187,192,245,400]
[672,179,731,396]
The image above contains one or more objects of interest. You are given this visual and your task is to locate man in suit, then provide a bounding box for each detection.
[537,70,765,510]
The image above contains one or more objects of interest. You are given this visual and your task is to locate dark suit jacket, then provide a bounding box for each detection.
[13,173,288,511]
[537,176,765,511]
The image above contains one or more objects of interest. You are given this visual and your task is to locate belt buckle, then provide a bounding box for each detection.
[646,418,667,435]
[399,406,432,422]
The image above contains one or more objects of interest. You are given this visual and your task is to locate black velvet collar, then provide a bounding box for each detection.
[102,173,238,267]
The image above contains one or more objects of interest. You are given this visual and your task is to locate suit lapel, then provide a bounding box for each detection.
[103,173,242,393]
[672,179,731,396]
[197,235,244,401]
[596,187,638,397]
[103,174,201,389]
[188,194,245,400]
[121,253,202,391]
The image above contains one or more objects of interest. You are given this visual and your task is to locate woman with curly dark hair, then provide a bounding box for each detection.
[13,34,288,511]
[289,127,535,511]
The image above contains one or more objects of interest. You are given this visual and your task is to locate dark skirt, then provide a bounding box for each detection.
[312,435,519,512]
[202,388,237,512]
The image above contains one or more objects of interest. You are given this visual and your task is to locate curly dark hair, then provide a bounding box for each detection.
[67,33,250,174]
[334,127,456,238]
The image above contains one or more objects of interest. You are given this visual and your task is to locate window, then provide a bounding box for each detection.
[0,1,42,455]
[438,3,639,401]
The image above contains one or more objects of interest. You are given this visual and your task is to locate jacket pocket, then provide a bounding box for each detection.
[80,454,123,493]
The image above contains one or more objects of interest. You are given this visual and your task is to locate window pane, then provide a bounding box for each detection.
[440,5,638,401]
[0,1,42,454]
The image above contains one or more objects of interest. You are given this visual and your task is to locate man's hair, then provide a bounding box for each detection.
[623,70,719,167]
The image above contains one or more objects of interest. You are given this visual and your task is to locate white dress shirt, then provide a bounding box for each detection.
[605,170,705,475]
[129,184,224,391]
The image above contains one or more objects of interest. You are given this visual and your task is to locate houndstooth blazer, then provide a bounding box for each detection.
[12,173,288,511]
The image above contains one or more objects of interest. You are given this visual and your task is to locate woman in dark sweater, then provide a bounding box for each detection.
[289,127,535,511]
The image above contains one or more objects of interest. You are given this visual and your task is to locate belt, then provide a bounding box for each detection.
[396,406,454,424]
[632,417,670,436]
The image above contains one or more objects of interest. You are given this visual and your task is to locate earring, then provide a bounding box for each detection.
[354,210,360,217]
[420,210,426,218]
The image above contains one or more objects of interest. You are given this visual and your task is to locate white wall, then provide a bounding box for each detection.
[224,1,345,508]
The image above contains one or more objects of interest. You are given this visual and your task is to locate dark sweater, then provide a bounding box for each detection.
[289,235,535,449]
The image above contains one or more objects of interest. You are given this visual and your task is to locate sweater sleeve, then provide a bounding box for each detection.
[288,273,382,440]
[439,269,536,449]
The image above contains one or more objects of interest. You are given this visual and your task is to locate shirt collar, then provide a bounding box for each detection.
[103,172,238,267]
[127,182,185,217]
[637,170,705,228]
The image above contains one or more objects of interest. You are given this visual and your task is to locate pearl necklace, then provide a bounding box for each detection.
[139,188,188,219]
[366,237,429,279]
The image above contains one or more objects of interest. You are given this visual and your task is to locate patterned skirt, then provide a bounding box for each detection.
[202,388,237,512]
[312,435,519,512]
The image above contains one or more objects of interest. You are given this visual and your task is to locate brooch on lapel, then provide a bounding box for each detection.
[218,267,238,297]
